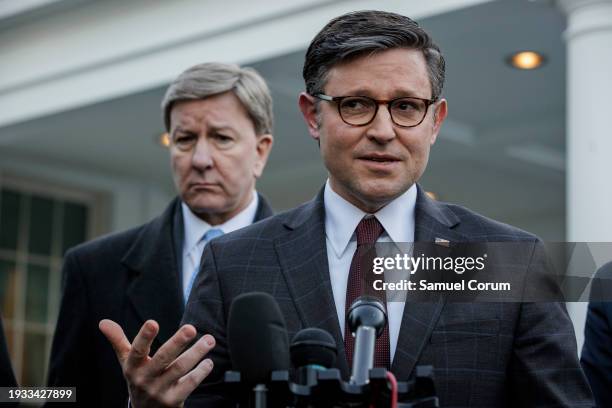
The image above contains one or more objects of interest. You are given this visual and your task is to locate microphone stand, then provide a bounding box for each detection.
[223,366,439,407]
[253,383,267,408]
[350,326,377,385]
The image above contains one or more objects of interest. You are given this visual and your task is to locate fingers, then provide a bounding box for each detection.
[99,319,131,365]
[126,320,159,369]
[155,357,214,408]
[160,334,216,388]
[147,325,198,375]
[172,358,215,400]
[100,320,215,407]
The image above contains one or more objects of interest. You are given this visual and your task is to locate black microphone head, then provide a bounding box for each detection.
[290,328,337,369]
[227,292,290,384]
[347,296,387,337]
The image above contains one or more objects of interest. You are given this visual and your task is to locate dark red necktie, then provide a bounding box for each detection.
[344,216,391,370]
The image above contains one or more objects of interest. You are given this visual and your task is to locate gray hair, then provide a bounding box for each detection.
[161,62,273,134]
[303,10,445,101]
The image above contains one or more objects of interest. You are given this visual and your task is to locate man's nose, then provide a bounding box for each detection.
[366,105,396,143]
[192,137,214,169]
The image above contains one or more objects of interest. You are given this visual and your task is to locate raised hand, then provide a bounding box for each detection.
[99,319,215,407]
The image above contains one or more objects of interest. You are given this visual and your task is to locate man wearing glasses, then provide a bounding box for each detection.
[103,10,592,407]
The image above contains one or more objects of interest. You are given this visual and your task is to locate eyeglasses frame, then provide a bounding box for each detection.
[314,93,437,128]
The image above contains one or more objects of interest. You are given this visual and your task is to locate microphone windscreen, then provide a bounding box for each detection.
[227,292,290,384]
[290,328,337,369]
[347,296,387,337]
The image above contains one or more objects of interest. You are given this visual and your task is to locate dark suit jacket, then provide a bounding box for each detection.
[47,195,273,407]
[0,317,16,387]
[581,261,612,408]
[183,186,593,407]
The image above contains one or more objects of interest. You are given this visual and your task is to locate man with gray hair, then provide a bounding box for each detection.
[47,62,274,407]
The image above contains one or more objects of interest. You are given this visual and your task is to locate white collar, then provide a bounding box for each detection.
[324,180,417,258]
[181,191,258,254]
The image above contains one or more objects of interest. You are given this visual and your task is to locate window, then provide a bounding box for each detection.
[0,176,102,386]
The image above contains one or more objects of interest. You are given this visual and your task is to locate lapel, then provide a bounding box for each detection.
[391,185,466,380]
[121,198,184,346]
[254,193,274,221]
[274,188,351,378]
[271,185,468,380]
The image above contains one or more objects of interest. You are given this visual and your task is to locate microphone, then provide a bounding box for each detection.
[347,296,387,385]
[227,292,290,407]
[290,328,337,386]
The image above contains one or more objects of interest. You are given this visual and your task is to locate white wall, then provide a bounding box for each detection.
[0,0,491,127]
[0,152,173,234]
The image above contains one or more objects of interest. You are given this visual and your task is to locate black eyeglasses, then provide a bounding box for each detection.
[314,94,436,128]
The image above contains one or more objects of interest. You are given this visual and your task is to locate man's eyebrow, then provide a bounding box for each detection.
[171,124,238,136]
[339,88,423,98]
[171,126,191,136]
[337,88,374,96]
[393,90,424,98]
[208,125,237,133]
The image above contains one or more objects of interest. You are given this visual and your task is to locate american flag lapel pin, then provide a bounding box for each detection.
[435,237,450,247]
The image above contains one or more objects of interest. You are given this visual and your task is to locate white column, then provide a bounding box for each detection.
[562,0,612,241]
[559,0,612,352]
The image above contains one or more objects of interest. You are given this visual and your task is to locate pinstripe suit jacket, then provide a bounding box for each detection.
[183,186,593,407]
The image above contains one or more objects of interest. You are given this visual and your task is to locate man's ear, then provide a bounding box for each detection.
[298,92,321,141]
[253,134,273,178]
[429,98,448,145]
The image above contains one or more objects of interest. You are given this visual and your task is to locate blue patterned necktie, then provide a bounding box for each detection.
[184,228,224,304]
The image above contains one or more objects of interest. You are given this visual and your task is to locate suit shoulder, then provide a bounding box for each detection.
[65,199,179,261]
[594,261,612,279]
[211,204,308,244]
[64,223,147,261]
[442,202,539,242]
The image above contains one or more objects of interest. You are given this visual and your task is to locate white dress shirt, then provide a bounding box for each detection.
[323,180,417,362]
[181,192,259,296]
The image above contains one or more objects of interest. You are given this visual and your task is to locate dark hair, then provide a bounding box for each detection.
[303,10,445,101]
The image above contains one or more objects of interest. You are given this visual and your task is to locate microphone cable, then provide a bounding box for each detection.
[367,371,398,408]
[386,371,398,408]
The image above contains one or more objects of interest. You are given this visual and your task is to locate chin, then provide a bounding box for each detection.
[185,198,228,215]
[359,180,406,200]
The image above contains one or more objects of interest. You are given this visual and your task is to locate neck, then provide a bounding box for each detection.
[328,180,390,214]
[193,191,255,226]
